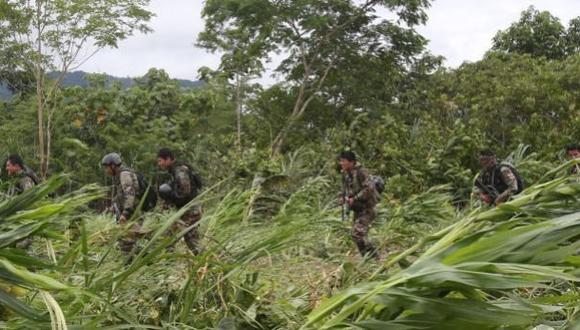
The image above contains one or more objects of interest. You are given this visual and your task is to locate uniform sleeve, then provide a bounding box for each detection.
[119,172,137,216]
[174,166,192,200]
[472,174,484,195]
[19,177,35,192]
[497,166,518,201]
[353,169,375,203]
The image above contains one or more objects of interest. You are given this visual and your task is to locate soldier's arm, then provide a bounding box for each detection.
[495,167,518,204]
[472,174,482,196]
[19,177,35,192]
[173,166,192,201]
[472,176,488,201]
[119,172,137,217]
[353,169,374,204]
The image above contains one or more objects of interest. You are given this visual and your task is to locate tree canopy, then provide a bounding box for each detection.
[492,6,580,59]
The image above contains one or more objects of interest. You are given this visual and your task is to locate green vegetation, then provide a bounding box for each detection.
[0,2,578,329]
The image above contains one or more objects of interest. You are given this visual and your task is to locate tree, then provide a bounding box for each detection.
[133,68,181,118]
[198,25,263,152]
[199,0,432,157]
[565,17,580,54]
[492,6,580,59]
[0,0,152,177]
[0,1,34,95]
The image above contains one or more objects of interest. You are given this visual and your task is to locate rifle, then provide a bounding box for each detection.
[341,175,351,221]
[474,178,498,203]
[112,203,121,224]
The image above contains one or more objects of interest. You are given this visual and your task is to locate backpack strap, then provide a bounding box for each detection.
[22,166,40,185]
[495,163,523,194]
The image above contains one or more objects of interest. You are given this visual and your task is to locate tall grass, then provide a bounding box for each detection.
[1,159,579,329]
[305,165,580,329]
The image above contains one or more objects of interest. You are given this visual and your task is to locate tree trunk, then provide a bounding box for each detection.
[270,93,306,157]
[35,0,47,178]
[236,73,243,153]
[270,60,334,157]
[36,77,45,176]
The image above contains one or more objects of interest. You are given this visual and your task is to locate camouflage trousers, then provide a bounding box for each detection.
[118,222,144,254]
[167,207,202,254]
[351,208,378,258]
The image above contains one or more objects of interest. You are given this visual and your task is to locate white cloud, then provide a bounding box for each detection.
[80,0,580,79]
[418,0,580,67]
[81,0,219,80]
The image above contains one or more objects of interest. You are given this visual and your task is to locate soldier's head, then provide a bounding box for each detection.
[101,153,122,176]
[339,151,357,172]
[479,149,497,170]
[157,148,175,171]
[565,144,580,159]
[5,154,24,176]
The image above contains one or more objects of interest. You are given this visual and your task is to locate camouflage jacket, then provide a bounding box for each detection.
[474,164,519,202]
[167,161,198,208]
[341,164,378,211]
[7,170,36,196]
[113,166,141,217]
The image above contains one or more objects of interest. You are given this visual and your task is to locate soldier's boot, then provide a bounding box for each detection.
[16,238,33,250]
[183,227,201,255]
[362,244,379,261]
[356,240,379,260]
[118,238,136,254]
[362,241,379,259]
[118,223,143,254]
[181,210,202,254]
[355,240,369,257]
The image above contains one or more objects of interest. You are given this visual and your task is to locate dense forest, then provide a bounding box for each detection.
[0,1,579,329]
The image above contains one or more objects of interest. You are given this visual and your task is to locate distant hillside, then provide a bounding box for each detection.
[0,71,203,99]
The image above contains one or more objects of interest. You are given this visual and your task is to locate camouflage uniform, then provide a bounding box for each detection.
[112,166,142,253]
[164,162,202,254]
[9,169,37,249]
[571,164,579,175]
[342,164,379,257]
[570,163,579,183]
[474,164,519,205]
[7,170,36,196]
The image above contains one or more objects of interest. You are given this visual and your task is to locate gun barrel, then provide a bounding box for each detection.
[475,180,498,199]
[113,203,121,223]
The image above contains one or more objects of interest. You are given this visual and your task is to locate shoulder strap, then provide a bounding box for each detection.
[119,168,141,190]
[356,168,367,186]
[497,163,524,193]
[22,167,40,185]
[174,160,202,189]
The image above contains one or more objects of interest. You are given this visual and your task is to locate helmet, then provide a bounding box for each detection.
[101,153,122,166]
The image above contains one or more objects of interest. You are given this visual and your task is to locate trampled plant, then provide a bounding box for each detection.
[0,175,102,328]
[304,163,580,329]
[2,175,340,328]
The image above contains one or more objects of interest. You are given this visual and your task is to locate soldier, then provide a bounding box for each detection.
[101,152,143,253]
[5,155,39,248]
[473,149,522,206]
[565,144,580,175]
[5,154,38,195]
[339,151,379,259]
[157,148,202,254]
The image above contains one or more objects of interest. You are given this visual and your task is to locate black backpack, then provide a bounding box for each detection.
[23,166,41,185]
[495,164,524,194]
[354,170,385,195]
[134,171,157,212]
[173,161,203,199]
[369,175,385,194]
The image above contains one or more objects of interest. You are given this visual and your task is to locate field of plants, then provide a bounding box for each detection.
[0,1,579,329]
[0,151,578,329]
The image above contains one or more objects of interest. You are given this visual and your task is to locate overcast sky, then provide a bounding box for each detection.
[81,0,580,81]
